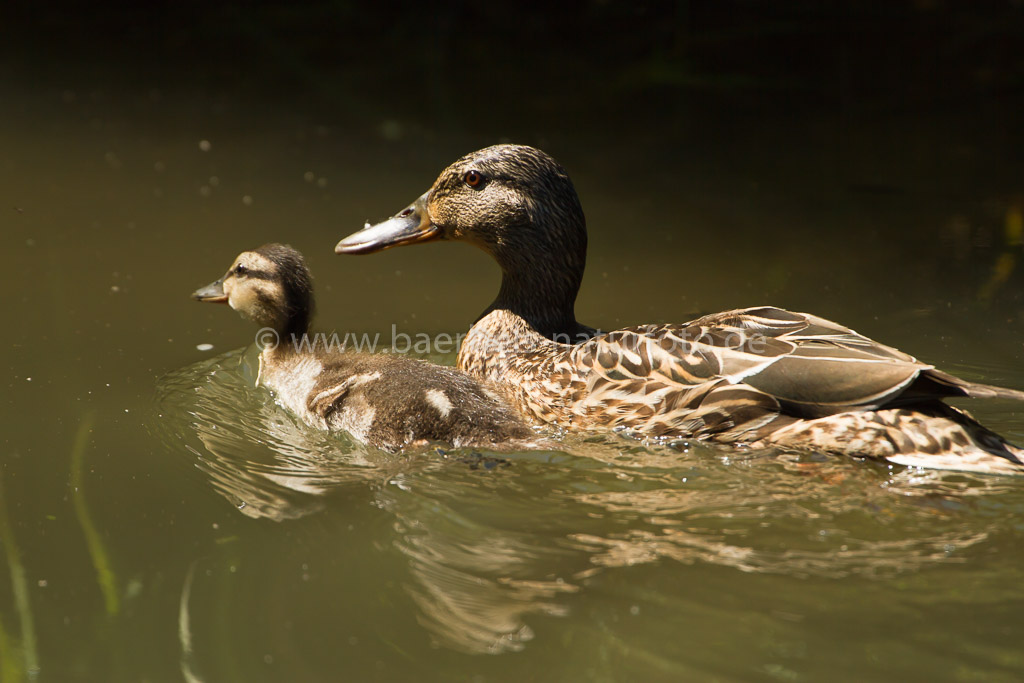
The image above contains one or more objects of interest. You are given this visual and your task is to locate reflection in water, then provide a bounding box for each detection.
[156,349,1023,660]
[376,477,581,654]
[156,347,577,654]
[156,347,398,521]
[569,515,989,579]
[563,449,1008,579]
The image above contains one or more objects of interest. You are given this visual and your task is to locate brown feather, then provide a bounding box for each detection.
[339,144,1024,474]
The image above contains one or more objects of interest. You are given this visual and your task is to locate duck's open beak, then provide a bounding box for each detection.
[335,192,440,254]
[192,279,228,303]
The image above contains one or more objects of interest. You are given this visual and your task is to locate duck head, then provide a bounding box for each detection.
[336,144,589,338]
[193,244,315,340]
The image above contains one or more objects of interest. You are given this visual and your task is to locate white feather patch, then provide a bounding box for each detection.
[425,389,453,418]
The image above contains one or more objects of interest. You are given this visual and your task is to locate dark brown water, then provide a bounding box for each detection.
[4,7,1024,679]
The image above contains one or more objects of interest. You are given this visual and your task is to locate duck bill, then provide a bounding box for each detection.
[192,279,228,303]
[335,192,440,254]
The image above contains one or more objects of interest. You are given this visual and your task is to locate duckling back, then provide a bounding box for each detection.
[260,349,533,452]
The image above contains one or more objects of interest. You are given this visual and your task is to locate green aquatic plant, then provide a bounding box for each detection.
[0,613,25,682]
[69,410,120,616]
[0,469,37,680]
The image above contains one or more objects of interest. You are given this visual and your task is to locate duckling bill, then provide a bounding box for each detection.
[336,144,1024,475]
[192,244,532,452]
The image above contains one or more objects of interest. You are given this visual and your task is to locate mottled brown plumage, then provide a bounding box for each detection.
[192,244,532,452]
[336,144,1024,474]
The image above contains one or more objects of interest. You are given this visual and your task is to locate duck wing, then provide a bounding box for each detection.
[577,306,1024,423]
[716,307,1024,411]
[692,306,928,416]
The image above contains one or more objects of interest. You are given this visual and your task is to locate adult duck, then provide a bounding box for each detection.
[193,243,532,452]
[335,144,1024,474]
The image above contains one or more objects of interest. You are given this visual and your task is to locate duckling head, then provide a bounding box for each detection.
[193,244,314,339]
[336,144,588,337]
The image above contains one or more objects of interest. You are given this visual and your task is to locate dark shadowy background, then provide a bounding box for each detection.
[4,1,1024,337]
[6,1,1023,121]
[4,1,1022,300]
[4,1,1024,332]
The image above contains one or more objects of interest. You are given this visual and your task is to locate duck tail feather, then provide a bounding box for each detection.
[923,369,1024,402]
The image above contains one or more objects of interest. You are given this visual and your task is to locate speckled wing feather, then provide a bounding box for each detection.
[687,307,932,416]
[544,306,1024,440]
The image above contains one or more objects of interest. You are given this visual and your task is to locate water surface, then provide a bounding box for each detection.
[3,42,1024,681]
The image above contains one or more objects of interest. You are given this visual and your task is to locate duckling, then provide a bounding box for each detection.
[192,244,532,452]
[335,144,1024,474]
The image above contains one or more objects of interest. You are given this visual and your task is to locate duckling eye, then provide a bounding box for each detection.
[463,170,485,188]
[234,264,248,276]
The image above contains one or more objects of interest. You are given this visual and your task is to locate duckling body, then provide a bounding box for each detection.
[260,344,533,450]
[193,244,531,452]
[336,144,1024,474]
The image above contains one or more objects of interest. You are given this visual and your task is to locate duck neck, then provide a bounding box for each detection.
[476,168,593,342]
[263,293,314,358]
[282,318,312,348]
[484,252,590,342]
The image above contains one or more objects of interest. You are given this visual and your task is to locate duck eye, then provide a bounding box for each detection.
[463,170,485,188]
[234,264,248,276]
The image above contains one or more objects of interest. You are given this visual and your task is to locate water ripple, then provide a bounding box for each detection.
[154,348,1024,658]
